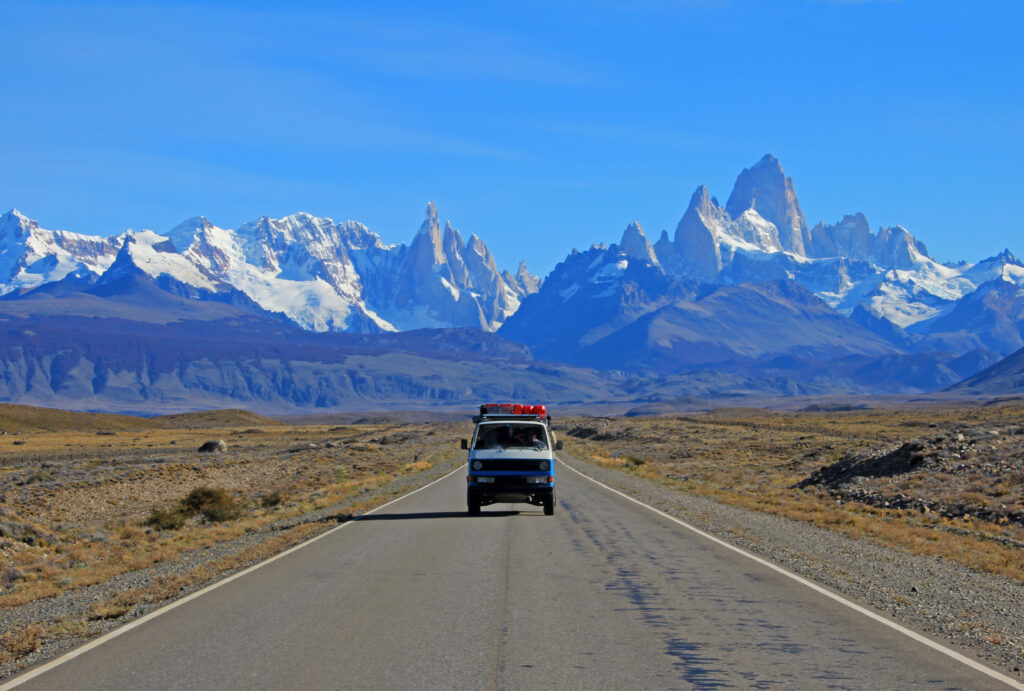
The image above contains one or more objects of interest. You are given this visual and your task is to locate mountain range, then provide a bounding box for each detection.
[3,154,1023,412]
[0,202,540,334]
[501,155,1024,390]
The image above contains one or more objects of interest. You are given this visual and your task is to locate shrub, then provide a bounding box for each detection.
[144,507,187,531]
[145,486,241,529]
[181,486,240,522]
[261,491,283,509]
[0,624,44,660]
[88,602,131,621]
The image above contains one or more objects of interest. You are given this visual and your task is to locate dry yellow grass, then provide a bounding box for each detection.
[560,403,1024,582]
[151,409,284,429]
[0,625,45,665]
[0,403,167,434]
[0,409,469,670]
[0,412,467,609]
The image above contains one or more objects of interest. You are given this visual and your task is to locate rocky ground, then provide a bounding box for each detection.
[798,424,1024,530]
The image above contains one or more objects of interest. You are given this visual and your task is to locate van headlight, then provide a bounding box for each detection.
[472,460,482,470]
[538,460,550,471]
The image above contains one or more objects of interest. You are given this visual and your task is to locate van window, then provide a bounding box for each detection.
[474,424,548,450]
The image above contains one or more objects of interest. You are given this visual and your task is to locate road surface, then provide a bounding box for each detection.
[6,456,1016,689]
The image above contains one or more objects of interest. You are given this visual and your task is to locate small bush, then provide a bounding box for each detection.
[119,524,146,540]
[143,486,240,530]
[88,602,131,621]
[144,507,187,531]
[0,624,44,660]
[181,486,240,523]
[261,491,283,509]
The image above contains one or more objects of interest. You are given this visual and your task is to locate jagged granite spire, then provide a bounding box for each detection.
[514,260,541,294]
[619,221,660,267]
[412,202,445,264]
[808,212,872,260]
[673,185,724,281]
[725,154,810,255]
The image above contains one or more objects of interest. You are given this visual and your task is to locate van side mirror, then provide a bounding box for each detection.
[460,439,469,450]
[555,440,563,450]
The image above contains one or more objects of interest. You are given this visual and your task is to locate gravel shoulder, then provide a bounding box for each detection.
[0,454,464,682]
[561,452,1024,683]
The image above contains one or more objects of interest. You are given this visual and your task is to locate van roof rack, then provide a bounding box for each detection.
[472,413,552,424]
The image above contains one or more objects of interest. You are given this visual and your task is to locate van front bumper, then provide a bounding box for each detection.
[468,478,553,506]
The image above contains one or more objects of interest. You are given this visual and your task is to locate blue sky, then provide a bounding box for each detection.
[2,0,1021,275]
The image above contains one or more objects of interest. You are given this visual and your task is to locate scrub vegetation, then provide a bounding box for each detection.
[0,405,465,672]
[560,402,1024,582]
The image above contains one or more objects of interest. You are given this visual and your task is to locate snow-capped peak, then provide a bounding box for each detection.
[988,249,1022,266]
[0,205,535,335]
[725,153,809,255]
[0,210,120,293]
[1,208,36,239]
[515,260,542,294]
[112,229,218,290]
[167,216,215,253]
[2,208,30,223]
[963,248,1024,287]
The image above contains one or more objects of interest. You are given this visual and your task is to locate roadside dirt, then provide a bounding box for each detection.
[0,413,470,676]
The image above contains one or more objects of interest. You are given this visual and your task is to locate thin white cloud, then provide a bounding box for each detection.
[223,6,605,88]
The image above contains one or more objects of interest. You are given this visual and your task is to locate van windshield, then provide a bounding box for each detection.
[474,424,548,450]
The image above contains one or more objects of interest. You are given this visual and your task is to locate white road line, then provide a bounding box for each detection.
[0,465,465,690]
[560,459,1024,690]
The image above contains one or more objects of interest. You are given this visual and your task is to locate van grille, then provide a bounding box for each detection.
[475,459,549,472]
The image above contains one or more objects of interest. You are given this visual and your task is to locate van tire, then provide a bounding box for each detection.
[543,495,554,516]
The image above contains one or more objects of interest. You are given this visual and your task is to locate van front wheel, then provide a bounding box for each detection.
[543,495,554,516]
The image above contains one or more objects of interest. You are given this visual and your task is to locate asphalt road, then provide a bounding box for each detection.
[7,457,1016,690]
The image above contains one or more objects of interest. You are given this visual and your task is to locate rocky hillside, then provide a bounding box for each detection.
[798,424,1024,529]
[944,345,1024,396]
